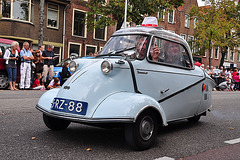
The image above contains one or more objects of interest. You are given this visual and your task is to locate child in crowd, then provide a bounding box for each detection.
[32,73,45,90]
[48,77,60,89]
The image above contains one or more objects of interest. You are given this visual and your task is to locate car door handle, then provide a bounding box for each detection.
[137,71,148,74]
[160,88,169,94]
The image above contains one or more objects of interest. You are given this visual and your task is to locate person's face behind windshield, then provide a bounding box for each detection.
[136,37,148,59]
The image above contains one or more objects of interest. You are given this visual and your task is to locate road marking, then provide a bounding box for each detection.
[224,138,240,144]
[154,156,175,160]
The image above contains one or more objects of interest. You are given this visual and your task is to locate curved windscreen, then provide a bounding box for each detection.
[99,35,149,59]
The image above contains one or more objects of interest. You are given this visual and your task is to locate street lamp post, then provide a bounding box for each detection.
[124,0,127,28]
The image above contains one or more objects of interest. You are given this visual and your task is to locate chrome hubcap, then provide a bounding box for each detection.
[140,116,154,141]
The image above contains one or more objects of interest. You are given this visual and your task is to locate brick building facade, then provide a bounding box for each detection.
[63,0,115,59]
[0,0,69,61]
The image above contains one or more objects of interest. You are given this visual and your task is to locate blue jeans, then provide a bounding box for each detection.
[7,67,17,82]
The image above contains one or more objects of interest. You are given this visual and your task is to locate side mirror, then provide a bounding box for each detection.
[122,51,136,61]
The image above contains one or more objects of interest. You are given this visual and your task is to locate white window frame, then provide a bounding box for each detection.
[238,51,240,62]
[194,17,198,28]
[224,50,228,61]
[158,9,165,21]
[99,46,104,52]
[0,0,33,23]
[72,8,87,38]
[180,34,186,40]
[188,35,194,52]
[68,42,82,58]
[47,3,59,29]
[230,50,234,62]
[93,15,107,41]
[210,48,213,58]
[168,9,175,24]
[203,50,207,57]
[214,47,219,59]
[185,14,190,28]
[85,44,97,57]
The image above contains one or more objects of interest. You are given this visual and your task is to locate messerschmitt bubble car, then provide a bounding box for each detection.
[36,17,215,150]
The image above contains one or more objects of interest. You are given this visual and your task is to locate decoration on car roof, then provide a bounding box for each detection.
[142,17,158,27]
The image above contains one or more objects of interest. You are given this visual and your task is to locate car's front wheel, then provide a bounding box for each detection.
[124,111,158,150]
[0,72,9,89]
[43,114,71,130]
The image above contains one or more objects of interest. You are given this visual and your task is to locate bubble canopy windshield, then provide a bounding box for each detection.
[99,35,150,58]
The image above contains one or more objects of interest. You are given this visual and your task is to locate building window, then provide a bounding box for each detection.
[168,10,174,23]
[194,17,198,28]
[215,48,218,59]
[238,52,240,62]
[53,47,61,64]
[158,8,165,21]
[1,0,33,22]
[47,3,58,28]
[224,52,228,61]
[188,36,194,52]
[180,34,186,40]
[210,48,213,58]
[203,50,207,57]
[1,0,11,18]
[185,14,190,28]
[86,45,97,57]
[69,42,81,57]
[230,50,234,61]
[94,15,106,40]
[73,9,86,37]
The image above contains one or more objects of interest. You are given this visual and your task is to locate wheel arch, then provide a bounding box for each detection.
[135,106,164,127]
[92,92,168,126]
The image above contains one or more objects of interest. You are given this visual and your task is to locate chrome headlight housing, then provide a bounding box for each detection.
[69,60,79,73]
[101,60,113,74]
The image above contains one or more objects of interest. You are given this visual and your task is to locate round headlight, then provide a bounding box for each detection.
[69,60,78,73]
[101,60,113,74]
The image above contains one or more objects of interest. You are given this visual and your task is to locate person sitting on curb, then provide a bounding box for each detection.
[32,73,45,90]
[48,77,60,89]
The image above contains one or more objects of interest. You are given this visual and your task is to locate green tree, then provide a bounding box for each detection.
[86,0,185,31]
[190,0,240,68]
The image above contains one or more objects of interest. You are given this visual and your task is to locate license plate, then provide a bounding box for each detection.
[51,98,88,115]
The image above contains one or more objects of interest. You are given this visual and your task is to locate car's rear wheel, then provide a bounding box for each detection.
[124,111,158,150]
[187,115,201,122]
[43,114,71,130]
[0,72,9,89]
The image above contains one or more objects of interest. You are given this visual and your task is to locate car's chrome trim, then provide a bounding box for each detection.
[36,105,135,123]
[137,69,203,77]
[158,77,206,103]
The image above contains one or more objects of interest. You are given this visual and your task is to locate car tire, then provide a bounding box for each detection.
[124,111,158,150]
[187,115,201,122]
[43,114,71,130]
[0,72,9,89]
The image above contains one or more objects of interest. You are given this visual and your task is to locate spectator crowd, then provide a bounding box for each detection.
[2,41,66,90]
[204,65,240,91]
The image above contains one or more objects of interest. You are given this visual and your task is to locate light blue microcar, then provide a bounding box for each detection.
[36,18,215,150]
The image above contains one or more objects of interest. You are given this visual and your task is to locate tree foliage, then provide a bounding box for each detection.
[86,0,184,30]
[189,0,240,67]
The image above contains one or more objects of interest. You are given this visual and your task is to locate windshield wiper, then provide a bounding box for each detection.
[96,46,136,58]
